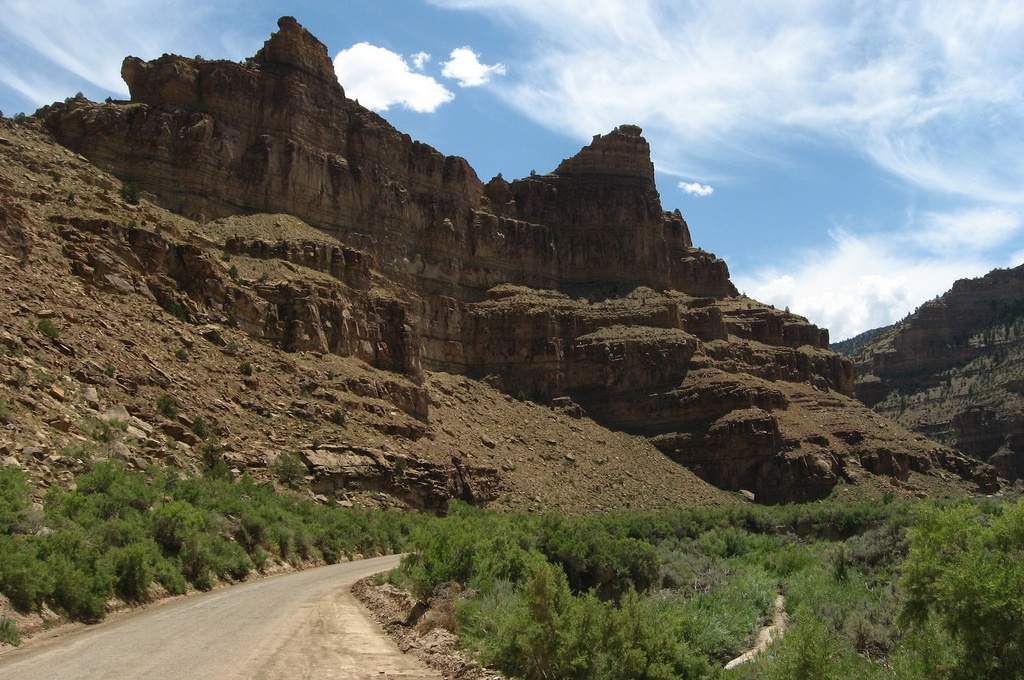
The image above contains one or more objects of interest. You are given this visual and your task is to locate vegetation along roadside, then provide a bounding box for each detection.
[378,495,1024,680]
[3,457,1022,679]
[0,460,425,644]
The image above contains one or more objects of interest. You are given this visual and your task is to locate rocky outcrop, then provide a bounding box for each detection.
[27,17,996,503]
[41,17,733,303]
[302,445,499,512]
[853,265,1024,483]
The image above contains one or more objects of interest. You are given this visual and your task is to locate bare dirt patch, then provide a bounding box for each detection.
[353,577,505,680]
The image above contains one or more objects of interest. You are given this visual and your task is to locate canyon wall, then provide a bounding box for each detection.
[35,16,995,502]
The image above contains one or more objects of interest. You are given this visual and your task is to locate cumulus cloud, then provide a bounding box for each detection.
[412,51,431,70]
[679,181,713,197]
[441,47,507,87]
[334,43,454,113]
[734,221,1009,342]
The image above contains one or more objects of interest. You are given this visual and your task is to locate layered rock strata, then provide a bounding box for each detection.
[34,17,996,502]
[853,265,1024,482]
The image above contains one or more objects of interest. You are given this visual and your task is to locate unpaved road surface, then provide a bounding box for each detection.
[0,554,441,680]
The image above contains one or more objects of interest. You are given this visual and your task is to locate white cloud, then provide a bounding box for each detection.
[334,43,454,113]
[911,207,1023,254]
[412,52,431,70]
[432,0,1024,202]
[734,225,1000,342]
[441,47,506,87]
[0,0,229,102]
[679,181,713,197]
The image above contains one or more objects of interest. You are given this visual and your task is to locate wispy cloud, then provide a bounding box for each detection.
[441,47,506,87]
[910,207,1023,254]
[0,0,228,101]
[679,181,713,197]
[735,204,1023,340]
[334,43,454,112]
[433,0,1024,203]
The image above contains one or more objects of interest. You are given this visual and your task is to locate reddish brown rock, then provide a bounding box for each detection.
[26,17,994,503]
[853,264,1024,483]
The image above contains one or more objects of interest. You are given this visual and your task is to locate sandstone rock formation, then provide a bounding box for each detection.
[24,17,995,503]
[0,119,735,514]
[852,264,1024,483]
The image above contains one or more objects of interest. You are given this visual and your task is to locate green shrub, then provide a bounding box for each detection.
[762,609,838,680]
[190,417,212,440]
[36,317,59,339]
[271,452,307,489]
[179,533,217,591]
[47,553,108,622]
[0,538,50,611]
[72,461,155,519]
[156,393,178,419]
[0,613,20,646]
[539,514,659,600]
[154,556,188,595]
[0,465,30,533]
[402,514,487,598]
[212,539,252,581]
[472,561,710,680]
[108,542,156,602]
[239,361,253,376]
[900,500,1024,679]
[200,439,230,479]
[120,181,141,204]
[162,299,187,321]
[236,511,269,553]
[82,415,127,442]
[152,500,206,553]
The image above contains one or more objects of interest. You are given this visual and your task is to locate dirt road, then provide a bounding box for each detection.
[0,554,441,680]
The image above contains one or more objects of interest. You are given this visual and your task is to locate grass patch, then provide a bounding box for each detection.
[0,613,21,646]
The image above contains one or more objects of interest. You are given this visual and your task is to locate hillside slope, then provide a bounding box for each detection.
[853,264,1024,484]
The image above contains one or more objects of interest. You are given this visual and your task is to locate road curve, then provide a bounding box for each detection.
[0,554,441,680]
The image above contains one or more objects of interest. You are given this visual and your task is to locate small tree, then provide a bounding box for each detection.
[156,393,178,419]
[271,452,307,489]
[120,180,141,205]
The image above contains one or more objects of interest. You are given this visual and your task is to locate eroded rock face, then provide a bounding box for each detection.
[35,17,995,503]
[302,445,499,512]
[42,18,731,303]
[854,264,1024,483]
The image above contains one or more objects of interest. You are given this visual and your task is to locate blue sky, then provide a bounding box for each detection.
[3,1,1024,341]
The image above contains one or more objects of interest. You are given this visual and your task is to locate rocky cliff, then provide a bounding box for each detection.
[853,265,1024,484]
[16,16,995,504]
